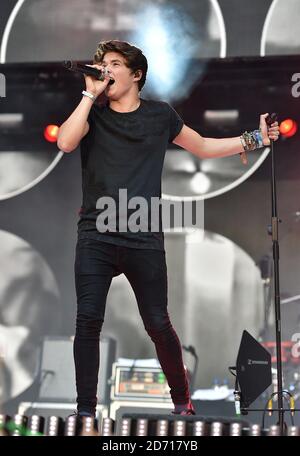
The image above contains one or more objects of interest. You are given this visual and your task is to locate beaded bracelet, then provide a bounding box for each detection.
[240,129,264,152]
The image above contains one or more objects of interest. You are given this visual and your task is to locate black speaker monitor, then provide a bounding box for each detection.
[236,330,272,408]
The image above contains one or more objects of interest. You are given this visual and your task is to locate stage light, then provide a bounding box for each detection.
[44,124,59,143]
[248,424,261,436]
[120,418,131,436]
[11,414,28,436]
[102,418,114,436]
[27,415,44,435]
[192,420,207,436]
[46,416,64,436]
[267,425,280,436]
[136,418,148,436]
[279,118,298,138]
[156,419,169,436]
[229,422,243,436]
[80,416,99,436]
[190,172,211,194]
[288,426,300,436]
[172,419,186,436]
[131,5,199,101]
[210,421,223,436]
[64,415,77,436]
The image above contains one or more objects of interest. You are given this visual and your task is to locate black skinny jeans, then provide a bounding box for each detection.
[74,236,190,414]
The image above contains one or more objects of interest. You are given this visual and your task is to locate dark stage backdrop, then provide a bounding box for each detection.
[0,0,299,412]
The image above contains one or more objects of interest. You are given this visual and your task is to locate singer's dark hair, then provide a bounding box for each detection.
[93,40,148,91]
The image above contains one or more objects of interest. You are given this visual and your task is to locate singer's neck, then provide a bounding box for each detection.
[109,94,140,113]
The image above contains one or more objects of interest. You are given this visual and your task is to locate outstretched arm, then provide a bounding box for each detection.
[172,114,279,161]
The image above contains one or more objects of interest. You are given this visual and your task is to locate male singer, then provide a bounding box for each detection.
[57,40,279,418]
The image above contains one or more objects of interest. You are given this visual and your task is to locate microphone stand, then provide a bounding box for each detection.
[231,115,300,433]
[257,253,272,341]
[267,113,285,434]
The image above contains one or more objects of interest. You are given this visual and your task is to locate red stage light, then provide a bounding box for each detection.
[279,118,298,138]
[44,124,59,143]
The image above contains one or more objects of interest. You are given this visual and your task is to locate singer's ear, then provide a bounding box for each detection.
[134,69,142,81]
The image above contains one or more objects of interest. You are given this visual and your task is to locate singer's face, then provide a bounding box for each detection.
[100,52,139,99]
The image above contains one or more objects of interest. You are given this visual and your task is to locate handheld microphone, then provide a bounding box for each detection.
[266,112,278,127]
[63,60,115,85]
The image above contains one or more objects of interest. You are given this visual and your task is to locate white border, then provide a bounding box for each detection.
[212,0,227,58]
[0,151,63,201]
[260,0,277,56]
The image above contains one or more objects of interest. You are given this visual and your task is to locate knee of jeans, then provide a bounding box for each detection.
[75,313,104,338]
[144,315,173,339]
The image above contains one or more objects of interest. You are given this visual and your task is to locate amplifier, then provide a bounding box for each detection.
[38,336,116,405]
[110,362,171,401]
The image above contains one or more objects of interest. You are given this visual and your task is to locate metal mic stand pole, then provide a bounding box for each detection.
[267,113,285,434]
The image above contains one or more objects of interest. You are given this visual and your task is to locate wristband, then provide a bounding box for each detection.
[82,90,96,102]
[240,129,264,152]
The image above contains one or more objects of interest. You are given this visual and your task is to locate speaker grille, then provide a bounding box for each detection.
[38,336,116,404]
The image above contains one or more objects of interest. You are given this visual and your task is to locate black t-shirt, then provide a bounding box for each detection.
[78,98,184,250]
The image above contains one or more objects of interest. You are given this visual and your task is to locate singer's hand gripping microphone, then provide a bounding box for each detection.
[63,60,115,85]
